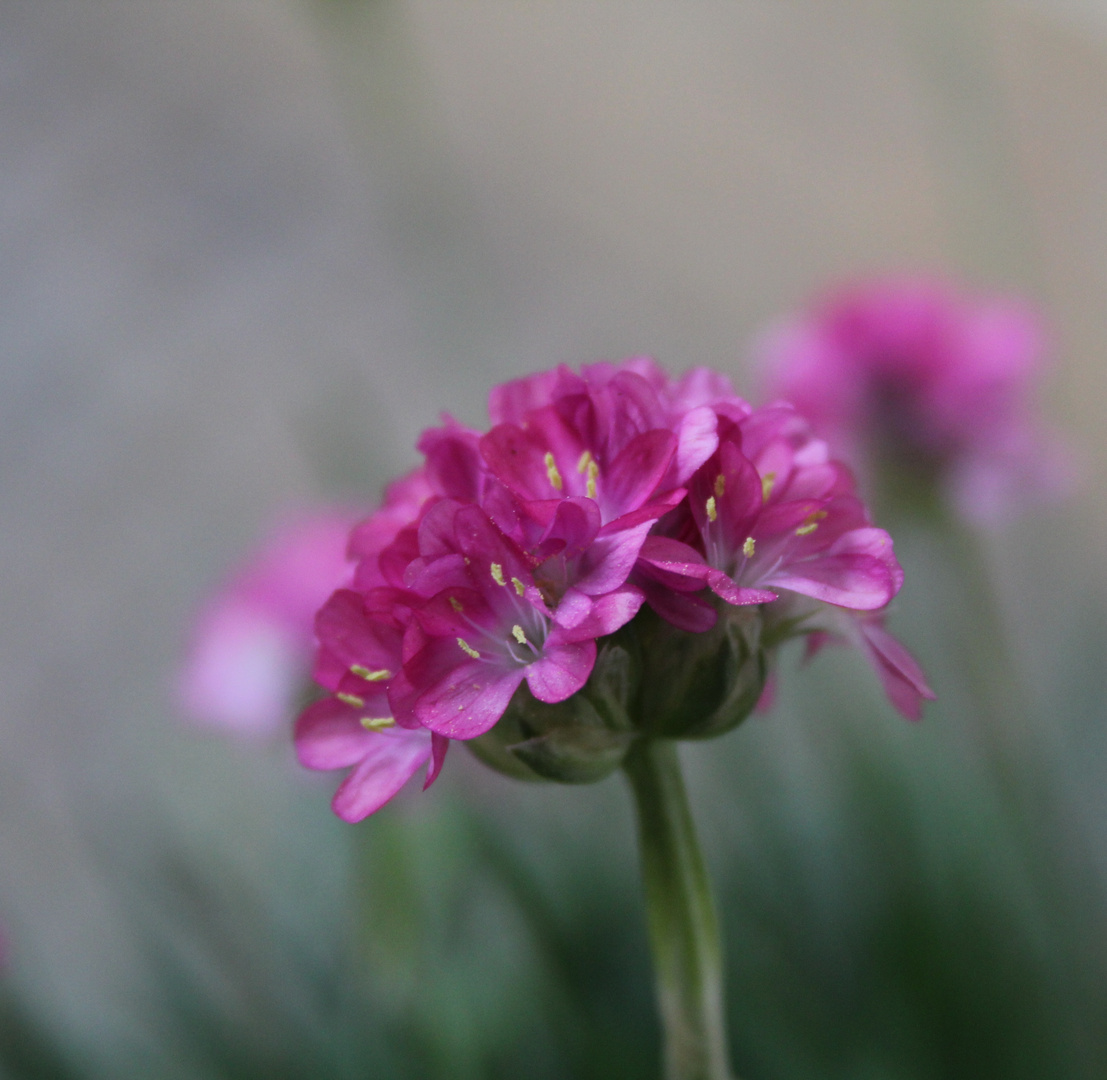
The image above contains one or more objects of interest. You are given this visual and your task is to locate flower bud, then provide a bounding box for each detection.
[631,602,766,740]
[468,640,637,783]
[469,602,766,783]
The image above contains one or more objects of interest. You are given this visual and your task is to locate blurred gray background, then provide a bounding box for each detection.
[2,0,1106,1068]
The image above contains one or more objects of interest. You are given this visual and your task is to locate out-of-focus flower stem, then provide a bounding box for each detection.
[623,738,736,1080]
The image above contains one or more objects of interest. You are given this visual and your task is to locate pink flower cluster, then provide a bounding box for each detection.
[760,277,1064,522]
[295,360,932,821]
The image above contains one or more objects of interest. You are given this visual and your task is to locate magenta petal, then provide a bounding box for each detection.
[636,535,711,590]
[295,698,375,771]
[480,424,558,501]
[413,653,525,739]
[424,732,450,789]
[857,619,936,721]
[488,369,561,424]
[672,405,719,483]
[539,497,602,556]
[705,569,777,607]
[331,731,434,822]
[574,519,654,595]
[419,423,486,501]
[524,639,597,703]
[558,585,645,640]
[603,430,677,515]
[767,554,894,610]
[827,527,904,593]
[314,590,401,675]
[637,576,718,632]
[550,587,594,630]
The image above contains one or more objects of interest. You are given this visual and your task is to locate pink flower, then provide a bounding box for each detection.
[759,277,1065,522]
[180,510,355,736]
[388,500,642,739]
[295,588,447,822]
[291,356,932,820]
[634,403,932,719]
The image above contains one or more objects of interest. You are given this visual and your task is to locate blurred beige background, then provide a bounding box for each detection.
[1,0,1105,1059]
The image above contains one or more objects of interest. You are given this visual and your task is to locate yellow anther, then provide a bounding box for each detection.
[586,458,599,500]
[795,510,828,537]
[490,562,507,587]
[511,624,528,645]
[544,451,563,491]
[336,692,365,709]
[511,577,526,596]
[351,665,391,682]
[449,596,464,613]
[761,472,776,501]
[457,638,481,659]
[705,496,718,523]
[360,716,395,731]
[742,536,756,558]
[714,473,726,498]
[577,449,594,474]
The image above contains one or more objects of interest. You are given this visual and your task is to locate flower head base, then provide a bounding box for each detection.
[759,277,1066,522]
[295,360,933,819]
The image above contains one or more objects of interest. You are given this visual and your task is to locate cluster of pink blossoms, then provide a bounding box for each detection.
[295,360,933,822]
[759,277,1065,522]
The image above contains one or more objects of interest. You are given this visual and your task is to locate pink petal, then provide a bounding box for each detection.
[637,576,718,632]
[857,619,936,721]
[766,554,895,610]
[480,423,562,501]
[556,585,645,640]
[636,535,711,590]
[410,643,525,739]
[419,423,487,501]
[524,639,597,703]
[671,405,719,484]
[295,697,376,770]
[602,430,677,516]
[705,569,777,607]
[424,732,450,788]
[313,590,402,680]
[331,731,434,822]
[574,519,655,595]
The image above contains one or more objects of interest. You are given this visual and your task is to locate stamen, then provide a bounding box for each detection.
[337,692,365,708]
[586,458,599,500]
[705,495,717,523]
[490,562,507,587]
[511,624,528,645]
[449,596,464,613]
[544,451,563,491]
[511,577,527,596]
[795,510,828,537]
[714,473,726,498]
[457,638,481,659]
[351,665,391,682]
[360,716,395,731]
[577,449,594,473]
[761,471,776,501]
[742,536,756,558]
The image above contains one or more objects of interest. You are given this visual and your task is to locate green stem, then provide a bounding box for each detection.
[623,738,736,1080]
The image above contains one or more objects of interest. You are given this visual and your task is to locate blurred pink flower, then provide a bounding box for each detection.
[759,277,1066,522]
[179,510,356,736]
